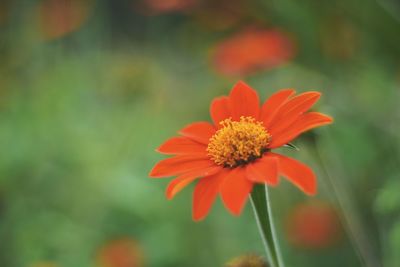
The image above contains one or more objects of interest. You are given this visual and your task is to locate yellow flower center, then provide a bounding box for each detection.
[207,116,270,168]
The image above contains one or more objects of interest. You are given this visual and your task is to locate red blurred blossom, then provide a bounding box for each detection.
[212,28,296,76]
[136,0,198,16]
[97,238,144,267]
[37,0,92,40]
[225,254,269,267]
[285,201,342,249]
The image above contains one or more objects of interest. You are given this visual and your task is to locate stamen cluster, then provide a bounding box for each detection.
[207,116,270,167]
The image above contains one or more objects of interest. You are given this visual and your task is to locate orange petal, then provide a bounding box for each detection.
[228,81,260,120]
[149,156,212,178]
[192,169,228,221]
[166,166,222,199]
[157,136,207,155]
[260,89,296,128]
[268,92,321,135]
[245,155,279,185]
[276,91,321,116]
[178,122,216,144]
[210,96,231,127]
[271,153,317,195]
[269,112,333,148]
[220,167,253,215]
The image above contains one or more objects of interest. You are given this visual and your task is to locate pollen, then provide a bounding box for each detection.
[207,116,270,168]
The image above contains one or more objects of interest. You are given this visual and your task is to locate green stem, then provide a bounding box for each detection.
[250,184,285,267]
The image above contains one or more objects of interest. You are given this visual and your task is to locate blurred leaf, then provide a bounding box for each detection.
[374,178,400,215]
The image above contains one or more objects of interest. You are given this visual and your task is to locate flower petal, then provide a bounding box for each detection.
[220,167,253,215]
[269,112,333,148]
[260,89,296,128]
[157,136,207,155]
[192,169,228,221]
[276,91,321,117]
[268,92,321,135]
[229,81,260,120]
[271,153,317,195]
[210,96,231,127]
[245,155,279,185]
[178,122,216,144]
[166,166,222,199]
[149,156,212,178]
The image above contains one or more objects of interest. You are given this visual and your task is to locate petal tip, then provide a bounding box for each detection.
[281,88,296,95]
[165,187,174,199]
[231,80,254,93]
[232,209,244,216]
[148,168,157,178]
[148,163,171,178]
[326,115,334,123]
[308,90,322,96]
[235,80,248,87]
[302,91,322,102]
[305,186,317,196]
[192,212,206,222]
[231,205,246,216]
[165,193,174,200]
[266,180,280,187]
[311,92,322,100]
[316,113,334,125]
[221,196,248,216]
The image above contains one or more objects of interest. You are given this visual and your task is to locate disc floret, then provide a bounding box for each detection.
[207,116,270,167]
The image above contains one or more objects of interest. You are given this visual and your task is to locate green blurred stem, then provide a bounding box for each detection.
[250,184,285,267]
[312,138,382,267]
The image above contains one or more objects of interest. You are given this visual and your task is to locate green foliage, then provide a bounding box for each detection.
[0,0,399,266]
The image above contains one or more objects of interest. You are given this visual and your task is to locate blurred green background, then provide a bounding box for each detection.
[0,0,399,266]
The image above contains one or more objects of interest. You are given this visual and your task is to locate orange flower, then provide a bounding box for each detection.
[212,29,295,76]
[149,81,332,221]
[285,201,342,248]
[136,0,198,15]
[225,254,268,267]
[37,0,92,40]
[97,238,144,267]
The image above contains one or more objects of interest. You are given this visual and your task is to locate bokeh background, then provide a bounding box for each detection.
[0,0,399,266]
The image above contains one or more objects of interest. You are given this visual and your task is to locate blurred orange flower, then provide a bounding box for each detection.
[137,0,198,15]
[150,81,332,221]
[225,254,269,267]
[285,201,342,248]
[97,238,144,267]
[212,29,296,76]
[37,0,92,40]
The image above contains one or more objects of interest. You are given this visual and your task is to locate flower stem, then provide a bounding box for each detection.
[250,184,285,267]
